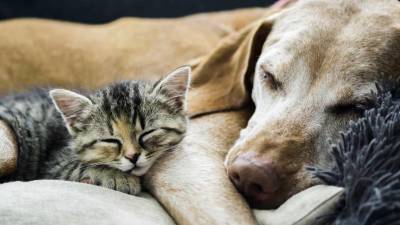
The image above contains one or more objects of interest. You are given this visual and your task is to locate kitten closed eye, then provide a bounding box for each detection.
[139,128,184,149]
[80,141,121,163]
[0,66,190,196]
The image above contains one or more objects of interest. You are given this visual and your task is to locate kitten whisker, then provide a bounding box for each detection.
[2,70,188,196]
[80,162,105,170]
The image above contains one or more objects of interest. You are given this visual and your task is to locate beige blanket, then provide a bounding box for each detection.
[0,180,342,225]
[0,180,175,225]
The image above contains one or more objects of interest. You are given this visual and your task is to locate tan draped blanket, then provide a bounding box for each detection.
[0,6,282,117]
[0,3,344,225]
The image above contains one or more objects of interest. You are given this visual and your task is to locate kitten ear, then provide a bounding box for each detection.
[49,89,93,133]
[156,66,191,110]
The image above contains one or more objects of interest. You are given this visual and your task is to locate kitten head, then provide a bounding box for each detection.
[50,66,190,176]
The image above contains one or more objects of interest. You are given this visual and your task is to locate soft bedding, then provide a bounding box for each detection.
[0,180,342,225]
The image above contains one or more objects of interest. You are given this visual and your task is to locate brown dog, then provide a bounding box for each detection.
[1,0,398,224]
[0,7,271,225]
[222,0,400,209]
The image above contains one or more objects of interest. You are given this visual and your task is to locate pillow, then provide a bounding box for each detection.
[0,180,342,225]
[0,180,175,225]
[254,185,343,225]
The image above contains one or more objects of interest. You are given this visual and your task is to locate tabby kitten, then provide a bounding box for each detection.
[0,67,190,195]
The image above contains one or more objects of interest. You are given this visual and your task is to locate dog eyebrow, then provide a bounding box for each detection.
[326,94,376,114]
[260,64,284,90]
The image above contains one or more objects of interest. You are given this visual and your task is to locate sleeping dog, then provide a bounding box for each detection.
[225,0,400,209]
[0,0,399,224]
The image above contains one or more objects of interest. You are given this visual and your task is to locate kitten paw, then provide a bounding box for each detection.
[114,173,142,195]
[81,168,141,195]
[80,178,94,184]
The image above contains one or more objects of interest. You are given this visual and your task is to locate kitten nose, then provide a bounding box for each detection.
[125,153,140,165]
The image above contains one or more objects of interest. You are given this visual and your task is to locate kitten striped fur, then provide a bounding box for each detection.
[0,67,190,194]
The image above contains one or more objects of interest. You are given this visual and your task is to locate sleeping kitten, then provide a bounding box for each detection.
[0,67,190,194]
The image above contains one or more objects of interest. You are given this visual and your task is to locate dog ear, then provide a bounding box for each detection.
[187,18,275,116]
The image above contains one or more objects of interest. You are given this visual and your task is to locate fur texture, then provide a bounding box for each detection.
[310,85,400,225]
[224,0,400,208]
[0,67,190,195]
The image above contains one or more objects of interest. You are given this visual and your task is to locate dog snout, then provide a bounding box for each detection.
[227,152,283,209]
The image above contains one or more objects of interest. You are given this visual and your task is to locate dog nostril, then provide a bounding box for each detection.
[249,183,264,194]
[231,172,240,183]
[230,172,240,185]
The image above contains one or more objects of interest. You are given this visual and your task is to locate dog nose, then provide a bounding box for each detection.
[228,152,281,208]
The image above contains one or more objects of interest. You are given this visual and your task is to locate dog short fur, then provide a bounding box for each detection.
[0,7,269,225]
[225,0,400,209]
[0,1,399,224]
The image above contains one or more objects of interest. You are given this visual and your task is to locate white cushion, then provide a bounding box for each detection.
[255,185,343,225]
[0,180,342,225]
[0,180,175,225]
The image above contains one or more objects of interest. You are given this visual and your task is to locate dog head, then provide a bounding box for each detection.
[223,0,400,209]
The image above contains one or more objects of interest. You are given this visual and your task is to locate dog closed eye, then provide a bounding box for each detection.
[327,103,364,115]
[326,98,374,115]
[260,69,282,90]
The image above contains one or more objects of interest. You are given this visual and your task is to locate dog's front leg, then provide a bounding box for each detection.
[0,120,17,177]
[144,110,257,225]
